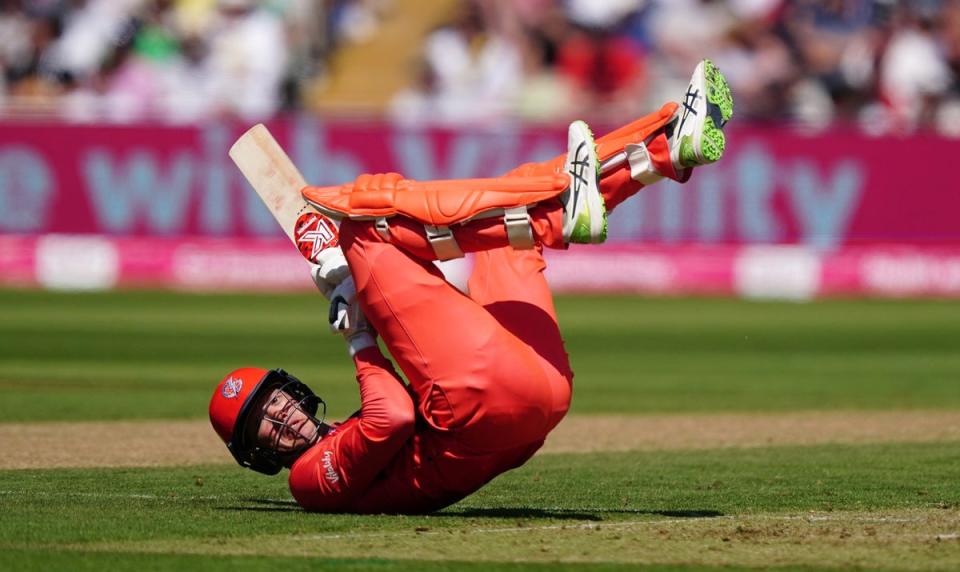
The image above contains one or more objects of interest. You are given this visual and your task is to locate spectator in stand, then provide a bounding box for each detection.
[43,0,146,83]
[94,0,186,122]
[329,0,389,45]
[555,0,648,121]
[511,3,577,121]
[779,0,882,127]
[937,0,960,135]
[204,0,288,120]
[1,2,64,114]
[60,0,212,123]
[0,1,33,87]
[2,0,960,133]
[877,3,954,132]
[646,0,738,112]
[390,0,523,125]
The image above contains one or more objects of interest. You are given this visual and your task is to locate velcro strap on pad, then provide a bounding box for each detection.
[374,217,390,241]
[424,225,464,261]
[626,143,665,186]
[503,206,535,250]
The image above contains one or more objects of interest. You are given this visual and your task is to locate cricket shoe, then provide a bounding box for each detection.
[562,120,606,244]
[670,59,734,170]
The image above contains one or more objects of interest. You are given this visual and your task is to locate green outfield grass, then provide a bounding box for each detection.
[1,289,959,570]
[0,290,959,421]
[4,442,958,543]
[2,443,958,569]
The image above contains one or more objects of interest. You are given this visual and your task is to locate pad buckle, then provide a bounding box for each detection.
[374,217,390,241]
[424,225,464,261]
[504,206,535,250]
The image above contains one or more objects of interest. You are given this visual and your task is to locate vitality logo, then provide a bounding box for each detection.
[321,450,340,485]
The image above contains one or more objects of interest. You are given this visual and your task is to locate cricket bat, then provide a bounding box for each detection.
[229,124,348,293]
[229,124,342,267]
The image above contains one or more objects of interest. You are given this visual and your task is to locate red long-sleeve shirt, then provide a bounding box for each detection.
[287,347,543,514]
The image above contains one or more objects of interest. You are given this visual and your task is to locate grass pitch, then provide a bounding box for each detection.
[2,291,959,421]
[0,290,958,570]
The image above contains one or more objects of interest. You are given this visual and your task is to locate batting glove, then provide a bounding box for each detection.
[310,247,351,299]
[327,277,376,356]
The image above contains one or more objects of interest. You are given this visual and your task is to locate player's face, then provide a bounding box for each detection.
[254,388,320,455]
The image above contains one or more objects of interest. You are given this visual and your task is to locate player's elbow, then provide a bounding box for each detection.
[375,408,415,444]
[388,395,416,439]
[364,392,416,441]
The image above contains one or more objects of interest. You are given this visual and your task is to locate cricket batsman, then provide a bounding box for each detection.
[209,61,733,513]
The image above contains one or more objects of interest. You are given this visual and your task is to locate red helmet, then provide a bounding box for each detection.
[209,367,323,475]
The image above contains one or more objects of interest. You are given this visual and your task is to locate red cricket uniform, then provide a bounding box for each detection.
[288,105,681,513]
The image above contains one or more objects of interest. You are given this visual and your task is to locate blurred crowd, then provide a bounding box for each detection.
[395,0,960,134]
[0,0,387,122]
[3,0,960,134]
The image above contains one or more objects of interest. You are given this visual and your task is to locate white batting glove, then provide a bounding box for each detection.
[327,277,376,356]
[310,246,351,299]
[328,276,361,332]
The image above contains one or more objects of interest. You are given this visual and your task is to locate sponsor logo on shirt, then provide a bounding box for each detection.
[322,450,340,485]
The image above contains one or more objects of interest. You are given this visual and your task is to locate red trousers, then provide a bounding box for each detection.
[338,104,679,453]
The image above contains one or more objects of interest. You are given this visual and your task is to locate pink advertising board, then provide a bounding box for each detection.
[3,235,959,298]
[0,119,957,247]
[0,119,957,297]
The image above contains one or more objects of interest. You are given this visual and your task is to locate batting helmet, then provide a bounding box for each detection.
[209,367,324,475]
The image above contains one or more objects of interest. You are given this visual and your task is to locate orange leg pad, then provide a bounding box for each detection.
[303,173,569,227]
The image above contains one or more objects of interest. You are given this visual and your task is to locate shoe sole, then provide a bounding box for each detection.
[700,60,733,164]
[679,60,734,167]
[586,123,607,243]
[570,120,607,244]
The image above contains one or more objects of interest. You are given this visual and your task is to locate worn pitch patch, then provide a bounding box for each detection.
[541,409,960,454]
[0,410,959,470]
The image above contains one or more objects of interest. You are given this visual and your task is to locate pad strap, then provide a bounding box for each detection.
[375,213,527,259]
[424,225,464,261]
[626,142,665,186]
[375,217,390,241]
[503,206,535,250]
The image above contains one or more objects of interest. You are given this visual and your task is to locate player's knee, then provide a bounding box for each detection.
[556,373,573,412]
[549,372,573,428]
[495,371,572,444]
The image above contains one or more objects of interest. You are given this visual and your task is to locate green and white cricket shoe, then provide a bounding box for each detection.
[671,59,734,169]
[562,120,606,244]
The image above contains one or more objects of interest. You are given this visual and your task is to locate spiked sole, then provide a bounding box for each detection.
[678,60,735,168]
[701,60,733,164]
[567,121,607,244]
[577,123,607,244]
[700,118,725,163]
[705,60,734,124]
[589,124,608,244]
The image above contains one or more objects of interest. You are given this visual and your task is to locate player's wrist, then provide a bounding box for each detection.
[346,332,376,357]
[311,247,351,299]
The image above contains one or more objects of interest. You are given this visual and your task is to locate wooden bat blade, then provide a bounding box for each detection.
[229,124,310,242]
